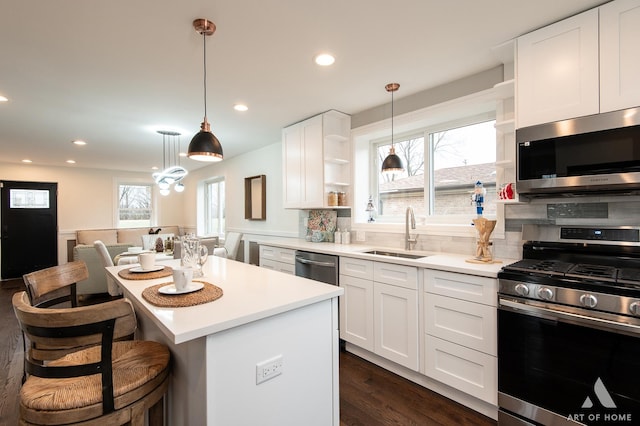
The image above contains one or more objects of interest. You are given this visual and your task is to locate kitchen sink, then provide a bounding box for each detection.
[362,250,428,260]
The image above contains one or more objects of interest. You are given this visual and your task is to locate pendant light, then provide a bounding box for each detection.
[153,130,188,195]
[381,82,404,174]
[188,19,223,162]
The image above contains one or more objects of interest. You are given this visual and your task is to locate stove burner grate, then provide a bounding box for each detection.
[566,264,617,282]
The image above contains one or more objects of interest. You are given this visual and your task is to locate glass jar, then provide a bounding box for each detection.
[338,191,347,206]
[328,191,338,206]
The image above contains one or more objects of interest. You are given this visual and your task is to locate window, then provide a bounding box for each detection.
[118,184,152,228]
[373,117,496,223]
[204,178,225,236]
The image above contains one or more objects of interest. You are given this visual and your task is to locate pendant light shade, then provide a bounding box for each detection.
[188,18,223,162]
[153,130,188,195]
[381,82,404,174]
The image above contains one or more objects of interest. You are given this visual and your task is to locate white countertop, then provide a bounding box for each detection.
[257,238,517,278]
[106,257,343,345]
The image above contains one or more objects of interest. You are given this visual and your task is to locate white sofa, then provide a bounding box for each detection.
[73,226,182,297]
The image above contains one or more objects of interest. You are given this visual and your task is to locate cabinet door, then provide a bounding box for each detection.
[339,274,374,352]
[516,8,599,128]
[282,115,323,208]
[600,0,640,112]
[424,335,497,405]
[424,293,497,356]
[374,282,418,371]
[301,116,324,208]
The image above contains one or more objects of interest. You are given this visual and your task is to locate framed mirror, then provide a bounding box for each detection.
[245,175,266,220]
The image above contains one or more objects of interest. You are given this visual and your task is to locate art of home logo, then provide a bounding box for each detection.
[567,377,633,424]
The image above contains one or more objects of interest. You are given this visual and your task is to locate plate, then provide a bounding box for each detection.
[129,265,164,273]
[158,282,205,295]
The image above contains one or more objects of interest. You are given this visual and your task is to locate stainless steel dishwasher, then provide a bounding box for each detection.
[294,250,338,285]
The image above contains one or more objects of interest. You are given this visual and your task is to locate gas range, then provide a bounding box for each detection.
[498,225,640,319]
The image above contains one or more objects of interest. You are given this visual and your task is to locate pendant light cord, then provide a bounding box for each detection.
[391,89,394,148]
[203,31,207,119]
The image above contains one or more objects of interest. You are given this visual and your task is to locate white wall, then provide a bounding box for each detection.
[179,141,299,239]
[0,162,183,267]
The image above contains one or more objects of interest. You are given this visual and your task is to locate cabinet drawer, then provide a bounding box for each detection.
[260,259,295,275]
[260,246,295,264]
[374,262,417,290]
[424,335,497,405]
[340,257,374,280]
[425,270,497,306]
[424,293,496,356]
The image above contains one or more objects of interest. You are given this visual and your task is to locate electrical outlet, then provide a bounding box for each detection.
[256,355,283,384]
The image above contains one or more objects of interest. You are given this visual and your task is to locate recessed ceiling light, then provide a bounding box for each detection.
[234,104,248,112]
[66,160,76,164]
[0,95,8,102]
[151,166,159,170]
[22,159,32,163]
[314,53,335,66]
[72,140,87,146]
[179,152,187,157]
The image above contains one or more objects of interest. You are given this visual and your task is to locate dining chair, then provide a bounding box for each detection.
[13,291,170,425]
[213,232,243,260]
[94,240,122,296]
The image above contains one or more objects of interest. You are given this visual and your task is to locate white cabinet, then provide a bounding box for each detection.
[282,110,351,209]
[516,8,599,128]
[282,115,324,208]
[600,0,640,112]
[339,257,374,351]
[259,245,295,275]
[339,257,419,371]
[517,0,640,128]
[339,273,374,351]
[423,270,498,404]
[374,281,418,370]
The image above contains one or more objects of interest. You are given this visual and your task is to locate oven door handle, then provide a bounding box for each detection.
[499,298,640,335]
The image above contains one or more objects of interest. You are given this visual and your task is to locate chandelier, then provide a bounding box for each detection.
[153,130,188,195]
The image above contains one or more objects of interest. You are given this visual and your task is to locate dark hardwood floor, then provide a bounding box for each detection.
[1,278,495,425]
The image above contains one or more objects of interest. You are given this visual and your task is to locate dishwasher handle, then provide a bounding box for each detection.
[295,256,336,268]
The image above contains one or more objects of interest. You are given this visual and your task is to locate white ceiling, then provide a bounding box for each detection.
[0,0,607,173]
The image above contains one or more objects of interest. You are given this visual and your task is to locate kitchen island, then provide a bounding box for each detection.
[106,256,343,426]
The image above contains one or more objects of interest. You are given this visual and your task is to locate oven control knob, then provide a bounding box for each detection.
[580,294,598,308]
[630,301,640,316]
[514,283,529,296]
[537,287,554,301]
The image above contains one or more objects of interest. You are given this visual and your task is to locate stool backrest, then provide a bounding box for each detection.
[13,291,137,362]
[23,260,89,308]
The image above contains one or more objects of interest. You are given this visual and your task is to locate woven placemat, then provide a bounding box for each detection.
[118,266,173,280]
[141,280,223,307]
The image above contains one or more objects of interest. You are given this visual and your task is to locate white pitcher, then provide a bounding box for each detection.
[181,235,209,277]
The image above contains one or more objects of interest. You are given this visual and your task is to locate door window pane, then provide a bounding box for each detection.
[205,178,225,236]
[9,189,50,208]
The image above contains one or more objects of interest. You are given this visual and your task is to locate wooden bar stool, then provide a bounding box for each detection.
[13,292,170,425]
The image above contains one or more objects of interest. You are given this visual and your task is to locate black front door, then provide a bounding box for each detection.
[1,180,58,279]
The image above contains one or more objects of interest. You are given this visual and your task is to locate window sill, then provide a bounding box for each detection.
[353,221,505,240]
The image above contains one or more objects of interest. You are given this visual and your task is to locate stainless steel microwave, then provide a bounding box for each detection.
[516,107,640,197]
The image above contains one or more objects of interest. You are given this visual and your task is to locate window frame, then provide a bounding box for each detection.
[351,89,501,239]
[114,180,154,229]
[203,176,225,237]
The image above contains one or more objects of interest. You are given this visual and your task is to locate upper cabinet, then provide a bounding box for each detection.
[516,0,640,128]
[600,0,640,113]
[282,110,351,209]
[516,8,599,128]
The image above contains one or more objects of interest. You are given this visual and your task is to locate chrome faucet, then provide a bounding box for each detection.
[405,206,418,250]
